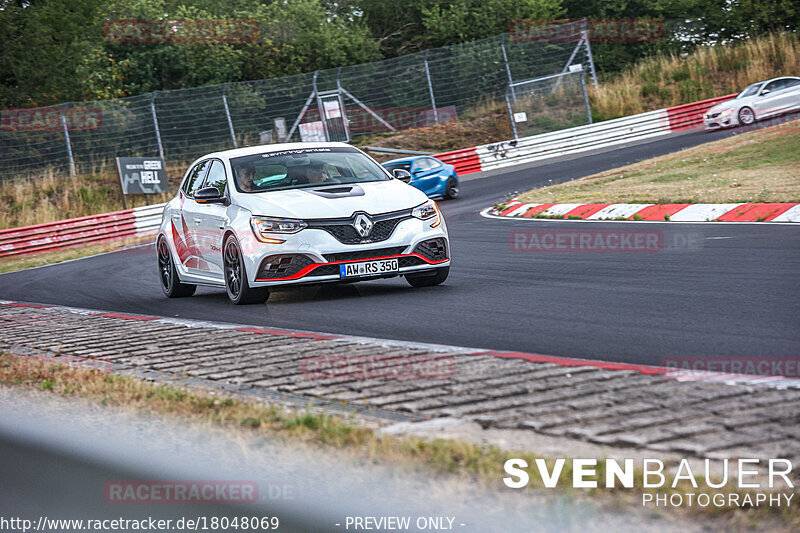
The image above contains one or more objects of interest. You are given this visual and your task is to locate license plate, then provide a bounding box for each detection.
[339,259,399,278]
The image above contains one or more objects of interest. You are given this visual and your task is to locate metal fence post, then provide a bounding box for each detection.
[583,29,599,88]
[580,74,593,124]
[505,91,518,139]
[222,85,237,148]
[150,93,165,161]
[501,34,516,101]
[424,50,439,124]
[60,108,77,178]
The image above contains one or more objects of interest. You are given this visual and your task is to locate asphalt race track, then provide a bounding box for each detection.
[2,127,798,367]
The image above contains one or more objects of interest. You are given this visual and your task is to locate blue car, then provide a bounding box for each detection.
[382,156,460,200]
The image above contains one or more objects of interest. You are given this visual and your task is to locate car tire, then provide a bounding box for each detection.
[223,235,269,305]
[157,236,196,298]
[444,177,459,200]
[405,266,449,288]
[738,107,755,126]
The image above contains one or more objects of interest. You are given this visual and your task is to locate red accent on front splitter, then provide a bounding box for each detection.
[715,203,796,222]
[476,350,669,376]
[562,204,611,219]
[631,204,692,221]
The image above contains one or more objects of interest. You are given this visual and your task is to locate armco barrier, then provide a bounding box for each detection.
[1,94,742,258]
[0,203,164,258]
[433,93,737,174]
[666,94,736,131]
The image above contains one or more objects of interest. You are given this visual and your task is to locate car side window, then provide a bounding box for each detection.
[762,80,783,94]
[414,159,431,172]
[202,160,227,196]
[784,79,800,89]
[426,157,442,170]
[182,160,210,196]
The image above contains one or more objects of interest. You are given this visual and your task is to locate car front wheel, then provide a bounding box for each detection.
[444,177,459,199]
[223,235,269,305]
[157,237,196,298]
[738,107,755,126]
[405,266,449,287]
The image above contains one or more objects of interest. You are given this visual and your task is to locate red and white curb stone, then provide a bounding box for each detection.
[484,200,800,223]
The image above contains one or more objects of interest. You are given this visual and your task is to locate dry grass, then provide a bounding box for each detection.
[589,33,800,121]
[0,165,182,230]
[354,99,512,160]
[1,351,798,531]
[516,121,800,205]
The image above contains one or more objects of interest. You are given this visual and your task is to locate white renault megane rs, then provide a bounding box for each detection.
[156,143,450,304]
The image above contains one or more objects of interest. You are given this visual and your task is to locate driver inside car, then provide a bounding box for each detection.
[238,166,257,192]
[307,163,329,184]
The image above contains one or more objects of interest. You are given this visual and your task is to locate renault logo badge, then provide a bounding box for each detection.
[353,213,373,237]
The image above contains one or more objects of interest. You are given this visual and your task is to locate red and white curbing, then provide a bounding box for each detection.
[2,300,798,388]
[486,200,800,223]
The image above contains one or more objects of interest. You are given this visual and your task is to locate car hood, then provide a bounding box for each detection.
[233,179,429,219]
[707,98,747,114]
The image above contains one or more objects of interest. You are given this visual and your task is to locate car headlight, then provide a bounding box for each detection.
[412,200,441,227]
[250,216,306,242]
[412,200,437,220]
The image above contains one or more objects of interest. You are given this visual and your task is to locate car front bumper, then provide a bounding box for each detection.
[242,216,450,287]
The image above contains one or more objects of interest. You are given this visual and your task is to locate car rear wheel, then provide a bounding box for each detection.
[157,237,196,298]
[223,235,269,305]
[738,107,755,126]
[405,266,449,287]
[444,177,459,199]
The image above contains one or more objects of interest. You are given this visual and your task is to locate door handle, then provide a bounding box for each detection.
[193,217,202,224]
[171,213,181,220]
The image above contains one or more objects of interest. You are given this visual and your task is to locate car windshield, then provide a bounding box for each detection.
[230,146,390,193]
[736,82,762,99]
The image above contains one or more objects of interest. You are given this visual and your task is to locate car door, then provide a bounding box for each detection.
[173,159,210,274]
[410,157,441,194]
[777,78,800,113]
[755,80,787,118]
[194,159,228,277]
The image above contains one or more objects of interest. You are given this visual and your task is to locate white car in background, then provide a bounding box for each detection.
[704,76,800,129]
[156,143,450,304]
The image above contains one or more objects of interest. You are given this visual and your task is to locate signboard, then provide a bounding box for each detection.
[323,99,342,119]
[299,121,326,142]
[115,157,168,206]
[513,112,528,123]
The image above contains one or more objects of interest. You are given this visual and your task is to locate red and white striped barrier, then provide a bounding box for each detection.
[434,94,737,174]
[489,201,800,223]
[0,203,164,258]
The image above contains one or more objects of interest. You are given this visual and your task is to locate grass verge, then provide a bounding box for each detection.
[0,236,151,274]
[0,351,797,530]
[515,120,800,205]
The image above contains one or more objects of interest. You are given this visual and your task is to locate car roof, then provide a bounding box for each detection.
[752,76,800,85]
[202,141,355,161]
[381,156,420,165]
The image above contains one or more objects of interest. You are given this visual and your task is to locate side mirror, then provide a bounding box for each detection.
[760,89,771,96]
[393,169,412,183]
[195,186,225,204]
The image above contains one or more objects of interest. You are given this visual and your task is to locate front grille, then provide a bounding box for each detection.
[311,264,340,276]
[257,254,314,279]
[413,238,448,262]
[398,256,425,268]
[307,209,412,245]
[323,246,406,263]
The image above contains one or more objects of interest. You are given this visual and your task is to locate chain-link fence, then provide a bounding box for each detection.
[0,20,595,181]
